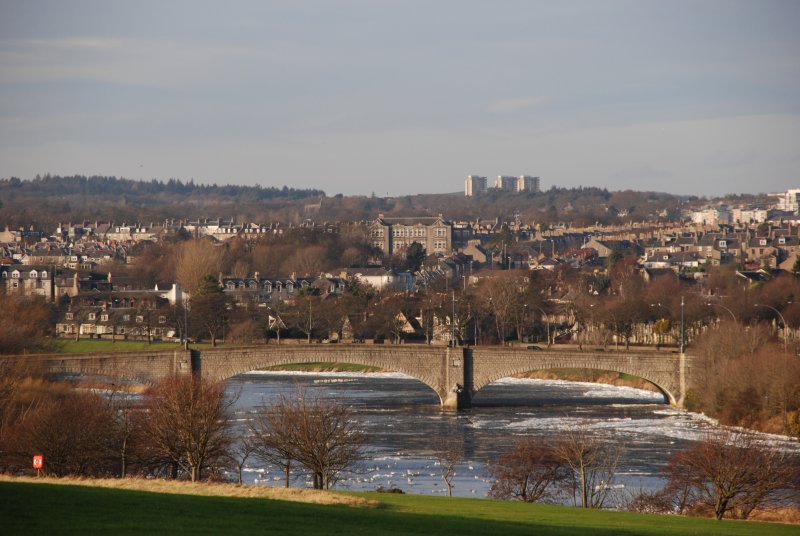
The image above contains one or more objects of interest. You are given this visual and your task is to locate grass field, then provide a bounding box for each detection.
[0,478,796,536]
[55,340,204,353]
[263,362,383,373]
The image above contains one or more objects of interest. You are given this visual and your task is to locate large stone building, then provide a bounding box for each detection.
[369,214,453,257]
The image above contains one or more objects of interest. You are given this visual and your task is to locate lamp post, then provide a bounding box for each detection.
[533,305,551,347]
[680,296,685,354]
[755,303,788,352]
[451,290,457,347]
[706,302,737,322]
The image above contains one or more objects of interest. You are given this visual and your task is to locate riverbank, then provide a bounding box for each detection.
[1,476,795,536]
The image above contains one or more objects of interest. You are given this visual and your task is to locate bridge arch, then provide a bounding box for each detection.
[470,348,681,406]
[198,346,454,407]
[473,366,671,404]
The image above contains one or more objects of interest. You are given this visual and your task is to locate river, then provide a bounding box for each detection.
[225,371,799,502]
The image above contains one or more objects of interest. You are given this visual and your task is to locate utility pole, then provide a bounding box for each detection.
[451,290,457,347]
[680,296,685,354]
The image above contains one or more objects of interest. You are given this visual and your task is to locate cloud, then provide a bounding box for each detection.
[487,95,548,114]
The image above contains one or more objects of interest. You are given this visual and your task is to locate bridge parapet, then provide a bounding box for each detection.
[0,349,192,384]
[0,345,694,408]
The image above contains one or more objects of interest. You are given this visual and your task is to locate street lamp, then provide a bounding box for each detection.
[754,303,788,352]
[706,302,737,322]
[451,290,457,347]
[532,305,551,347]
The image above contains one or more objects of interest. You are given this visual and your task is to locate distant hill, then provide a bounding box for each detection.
[0,174,769,228]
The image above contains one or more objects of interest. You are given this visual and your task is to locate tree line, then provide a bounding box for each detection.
[0,365,365,489]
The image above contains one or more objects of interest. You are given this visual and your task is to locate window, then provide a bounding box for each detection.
[41,271,48,278]
[759,239,767,246]
[719,240,727,248]
[101,314,109,321]
[1,272,5,279]
[158,316,166,324]
[88,313,96,320]
[136,315,144,323]
[65,313,74,320]
[11,271,19,278]
[29,270,38,278]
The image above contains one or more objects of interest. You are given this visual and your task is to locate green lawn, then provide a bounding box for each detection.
[263,362,383,373]
[1,481,796,536]
[55,340,204,353]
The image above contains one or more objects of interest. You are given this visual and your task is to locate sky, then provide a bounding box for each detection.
[1,1,799,197]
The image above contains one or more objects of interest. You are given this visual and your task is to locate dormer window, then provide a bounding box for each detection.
[65,313,74,320]
[88,313,96,320]
[136,315,144,323]
[759,238,767,246]
[719,240,727,248]
[101,314,109,321]
[11,270,19,279]
[29,270,38,278]
[123,314,130,321]
[41,270,48,278]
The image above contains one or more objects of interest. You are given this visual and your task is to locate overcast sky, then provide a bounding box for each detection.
[1,1,798,197]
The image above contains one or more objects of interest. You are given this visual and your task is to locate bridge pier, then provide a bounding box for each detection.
[440,347,473,410]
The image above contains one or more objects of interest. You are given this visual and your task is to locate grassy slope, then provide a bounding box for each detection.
[1,481,796,536]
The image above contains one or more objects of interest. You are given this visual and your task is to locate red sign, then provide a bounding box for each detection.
[32,455,43,469]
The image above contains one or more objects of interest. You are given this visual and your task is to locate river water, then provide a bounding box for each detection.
[225,371,799,502]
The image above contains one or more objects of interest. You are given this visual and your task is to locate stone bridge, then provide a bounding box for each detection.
[1,345,694,409]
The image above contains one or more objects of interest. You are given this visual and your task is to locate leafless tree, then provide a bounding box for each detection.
[664,430,800,520]
[138,375,235,482]
[250,393,300,488]
[9,392,118,477]
[550,424,623,509]
[488,437,567,503]
[433,435,463,497]
[252,388,365,490]
[175,239,225,294]
[226,435,256,485]
[291,391,366,490]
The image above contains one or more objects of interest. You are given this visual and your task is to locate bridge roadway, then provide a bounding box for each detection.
[0,345,694,409]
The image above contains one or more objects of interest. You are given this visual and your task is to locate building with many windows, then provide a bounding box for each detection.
[495,175,518,192]
[369,214,453,257]
[465,174,540,195]
[464,175,487,196]
[516,175,540,193]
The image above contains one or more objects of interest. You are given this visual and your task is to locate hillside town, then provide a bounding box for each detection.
[2,188,800,349]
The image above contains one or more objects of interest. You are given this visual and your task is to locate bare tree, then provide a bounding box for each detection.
[433,436,463,497]
[550,424,623,509]
[9,392,118,477]
[664,430,800,520]
[488,437,566,503]
[139,375,235,482]
[250,393,300,488]
[226,435,256,485]
[291,391,366,490]
[175,239,225,294]
[252,388,365,490]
